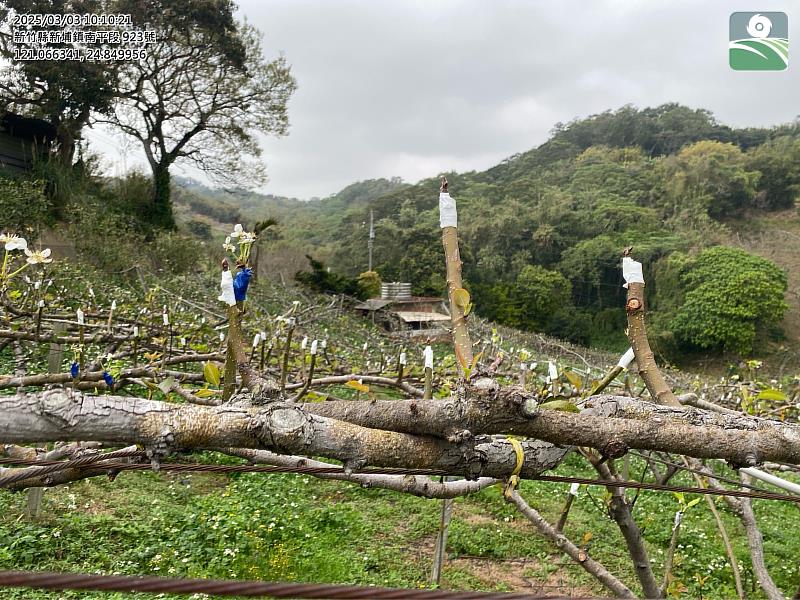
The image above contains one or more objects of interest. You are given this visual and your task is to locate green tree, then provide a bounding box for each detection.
[657,141,760,219]
[746,135,800,210]
[0,0,118,166]
[514,265,572,330]
[670,247,788,354]
[356,271,382,299]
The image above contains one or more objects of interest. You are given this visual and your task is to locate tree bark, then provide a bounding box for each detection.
[150,162,176,229]
[0,389,570,481]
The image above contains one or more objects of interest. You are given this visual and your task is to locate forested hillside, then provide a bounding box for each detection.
[185,103,800,365]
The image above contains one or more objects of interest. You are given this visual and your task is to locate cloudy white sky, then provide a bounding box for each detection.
[88,0,800,199]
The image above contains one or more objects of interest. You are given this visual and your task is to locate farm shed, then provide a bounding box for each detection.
[354,282,451,341]
[0,112,56,173]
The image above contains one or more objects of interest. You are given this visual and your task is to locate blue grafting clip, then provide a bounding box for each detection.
[70,361,79,379]
[233,267,253,302]
[102,371,114,387]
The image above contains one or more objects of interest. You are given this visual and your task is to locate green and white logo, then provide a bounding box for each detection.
[730,12,788,70]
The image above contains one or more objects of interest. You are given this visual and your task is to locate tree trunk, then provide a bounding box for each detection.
[150,162,176,229]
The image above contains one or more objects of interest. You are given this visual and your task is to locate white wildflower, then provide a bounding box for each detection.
[230,224,244,239]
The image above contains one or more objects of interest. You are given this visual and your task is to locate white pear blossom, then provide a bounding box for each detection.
[230,224,244,239]
[24,248,52,264]
[222,237,235,253]
[1,234,27,251]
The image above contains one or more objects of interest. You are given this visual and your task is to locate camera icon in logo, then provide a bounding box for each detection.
[730,12,788,71]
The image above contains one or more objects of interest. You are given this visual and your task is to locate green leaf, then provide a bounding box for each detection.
[686,497,702,509]
[538,400,579,412]
[203,361,221,387]
[194,388,217,398]
[563,370,583,391]
[453,288,470,310]
[157,377,175,394]
[345,380,370,393]
[755,388,788,402]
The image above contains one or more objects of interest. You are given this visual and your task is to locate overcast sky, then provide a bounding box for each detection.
[88,0,800,199]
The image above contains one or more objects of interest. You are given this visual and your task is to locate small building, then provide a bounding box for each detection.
[0,112,56,173]
[354,282,451,341]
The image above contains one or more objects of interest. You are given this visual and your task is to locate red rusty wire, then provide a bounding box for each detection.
[0,570,568,599]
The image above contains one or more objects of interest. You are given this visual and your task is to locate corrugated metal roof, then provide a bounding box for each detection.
[395,311,451,323]
[353,298,393,311]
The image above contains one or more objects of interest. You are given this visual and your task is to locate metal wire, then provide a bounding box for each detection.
[0,570,562,599]
[532,474,800,504]
[2,456,799,503]
[0,448,146,486]
[628,451,771,494]
[0,456,446,483]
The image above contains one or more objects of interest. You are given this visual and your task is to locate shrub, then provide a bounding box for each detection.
[670,247,787,354]
[356,271,382,298]
[295,255,361,297]
[0,174,50,235]
[148,231,206,275]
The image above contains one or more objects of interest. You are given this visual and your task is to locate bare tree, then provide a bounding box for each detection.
[102,0,296,227]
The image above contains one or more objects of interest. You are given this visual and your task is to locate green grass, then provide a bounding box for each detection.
[2,452,799,599]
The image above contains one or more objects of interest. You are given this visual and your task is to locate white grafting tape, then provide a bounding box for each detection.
[38,299,44,308]
[76,309,84,325]
[618,347,636,370]
[399,352,407,365]
[569,483,580,496]
[301,337,308,350]
[111,300,117,310]
[218,270,236,306]
[163,313,169,326]
[439,192,457,228]
[252,333,260,348]
[133,326,139,337]
[548,361,558,381]
[622,257,644,288]
[674,511,683,527]
[310,339,318,355]
[424,345,434,369]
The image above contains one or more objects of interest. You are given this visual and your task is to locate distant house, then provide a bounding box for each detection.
[0,113,56,173]
[354,282,451,341]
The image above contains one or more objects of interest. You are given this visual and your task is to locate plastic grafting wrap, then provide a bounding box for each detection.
[618,347,636,370]
[423,345,434,369]
[218,270,236,306]
[399,352,407,365]
[622,257,644,288]
[439,192,457,229]
[548,361,558,381]
[233,267,253,302]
